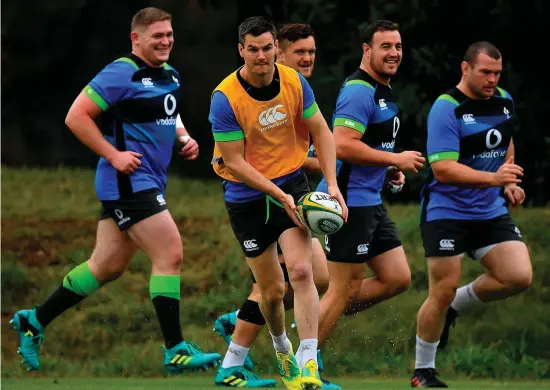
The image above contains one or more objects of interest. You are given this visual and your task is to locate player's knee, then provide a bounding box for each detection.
[260,282,286,305]
[286,262,313,286]
[387,273,411,296]
[431,284,457,308]
[162,241,183,271]
[507,269,532,293]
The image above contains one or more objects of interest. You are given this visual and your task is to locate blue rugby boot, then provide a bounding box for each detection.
[214,310,254,371]
[317,350,341,389]
[10,308,45,371]
[164,340,220,373]
[215,365,277,387]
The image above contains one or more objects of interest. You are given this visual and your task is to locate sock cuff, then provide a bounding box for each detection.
[228,341,250,352]
[467,282,482,303]
[270,330,288,340]
[62,261,101,297]
[416,335,440,348]
[150,274,181,300]
[299,338,318,344]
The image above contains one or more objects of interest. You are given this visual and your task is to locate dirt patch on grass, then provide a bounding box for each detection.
[1,217,228,268]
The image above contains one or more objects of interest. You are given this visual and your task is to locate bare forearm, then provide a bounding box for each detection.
[313,130,337,186]
[435,161,496,188]
[302,157,321,174]
[337,140,396,167]
[506,138,514,160]
[176,127,189,138]
[66,114,118,162]
[225,159,286,199]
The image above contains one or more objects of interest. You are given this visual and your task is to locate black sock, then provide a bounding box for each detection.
[152,296,183,349]
[35,285,86,328]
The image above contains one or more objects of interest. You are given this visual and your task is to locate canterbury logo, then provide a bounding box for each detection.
[243,240,258,250]
[439,239,455,250]
[258,104,287,127]
[357,244,369,254]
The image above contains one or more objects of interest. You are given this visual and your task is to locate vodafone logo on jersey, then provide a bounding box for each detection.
[258,104,287,131]
[156,93,177,126]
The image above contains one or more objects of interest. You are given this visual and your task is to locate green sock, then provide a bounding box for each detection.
[150,275,183,349]
[35,261,101,328]
[62,261,101,296]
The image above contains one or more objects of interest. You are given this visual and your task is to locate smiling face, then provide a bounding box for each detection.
[131,20,174,67]
[364,29,402,82]
[277,36,316,78]
[462,52,502,99]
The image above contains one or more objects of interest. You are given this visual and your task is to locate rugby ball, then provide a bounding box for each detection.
[295,191,344,235]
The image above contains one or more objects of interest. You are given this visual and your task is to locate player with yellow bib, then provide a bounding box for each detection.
[209,16,347,390]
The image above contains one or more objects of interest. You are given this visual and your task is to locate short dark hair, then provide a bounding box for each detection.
[278,23,315,49]
[238,16,276,45]
[463,41,502,66]
[362,20,399,45]
[131,7,172,32]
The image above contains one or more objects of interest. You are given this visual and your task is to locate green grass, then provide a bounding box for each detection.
[2,377,550,390]
[2,166,550,381]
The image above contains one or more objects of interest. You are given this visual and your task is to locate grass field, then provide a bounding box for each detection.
[2,377,550,390]
[2,167,549,385]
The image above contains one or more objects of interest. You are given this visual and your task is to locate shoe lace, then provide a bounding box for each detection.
[181,341,203,356]
[277,354,292,376]
[23,333,44,358]
[427,368,440,378]
[239,367,261,381]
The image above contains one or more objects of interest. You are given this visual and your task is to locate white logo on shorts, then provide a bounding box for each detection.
[156,194,166,206]
[439,239,455,250]
[357,244,369,255]
[114,209,131,226]
[324,235,330,252]
[243,240,258,250]
[514,226,522,237]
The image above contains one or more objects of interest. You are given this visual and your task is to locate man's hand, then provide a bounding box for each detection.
[393,151,425,173]
[387,166,405,193]
[504,183,526,206]
[327,185,349,222]
[279,193,306,230]
[492,157,523,186]
[178,136,199,160]
[110,151,142,174]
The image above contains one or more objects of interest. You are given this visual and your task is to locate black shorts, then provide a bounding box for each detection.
[226,172,310,258]
[99,188,168,231]
[420,214,523,259]
[325,204,402,263]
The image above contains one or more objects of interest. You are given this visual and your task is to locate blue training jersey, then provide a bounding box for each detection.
[421,86,515,221]
[317,68,400,206]
[85,53,181,201]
